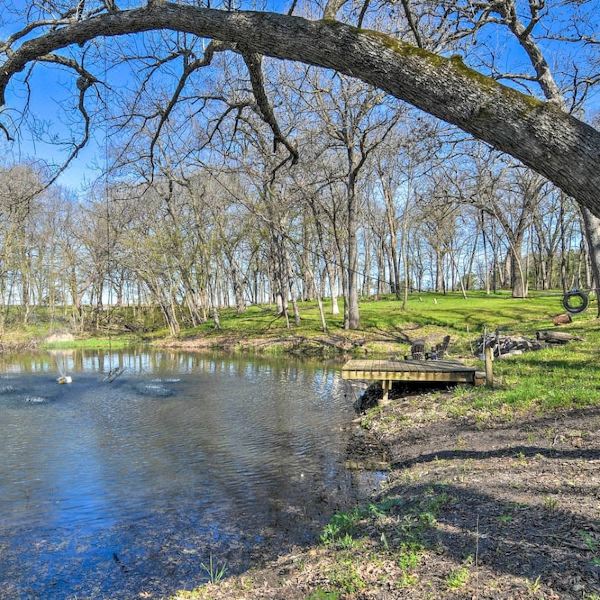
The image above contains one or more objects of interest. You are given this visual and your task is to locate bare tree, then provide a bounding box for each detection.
[1,2,600,216]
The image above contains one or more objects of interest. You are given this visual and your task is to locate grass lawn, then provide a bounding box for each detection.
[175,290,586,346]
[452,322,600,416]
[41,336,138,350]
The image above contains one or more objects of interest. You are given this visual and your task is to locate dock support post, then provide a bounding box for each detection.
[381,380,392,404]
[484,346,494,387]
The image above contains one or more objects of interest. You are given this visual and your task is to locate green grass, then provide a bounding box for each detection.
[446,560,472,589]
[200,555,228,584]
[177,291,571,342]
[168,290,597,361]
[0,290,595,352]
[320,508,363,545]
[306,590,341,600]
[447,314,600,416]
[324,559,365,594]
[41,336,138,350]
[0,321,57,345]
[309,487,454,597]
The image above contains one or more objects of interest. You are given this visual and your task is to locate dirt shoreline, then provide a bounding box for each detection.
[174,388,600,600]
[156,331,407,358]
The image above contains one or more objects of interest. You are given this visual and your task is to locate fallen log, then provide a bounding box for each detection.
[536,330,583,343]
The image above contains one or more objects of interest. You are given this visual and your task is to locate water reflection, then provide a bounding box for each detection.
[0,349,365,599]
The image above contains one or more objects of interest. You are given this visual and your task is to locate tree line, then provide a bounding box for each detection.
[0,0,599,335]
[0,113,592,336]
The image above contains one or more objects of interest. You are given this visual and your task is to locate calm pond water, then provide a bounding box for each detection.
[0,348,374,599]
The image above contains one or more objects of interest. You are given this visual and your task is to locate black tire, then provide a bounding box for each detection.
[562,290,589,314]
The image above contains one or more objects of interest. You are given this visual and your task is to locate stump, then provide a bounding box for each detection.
[552,313,572,326]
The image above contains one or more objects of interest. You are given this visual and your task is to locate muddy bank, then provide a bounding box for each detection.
[154,332,406,357]
[0,338,38,353]
[174,389,600,600]
[157,332,377,357]
[0,331,80,353]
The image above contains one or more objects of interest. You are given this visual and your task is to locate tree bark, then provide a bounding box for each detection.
[510,242,527,298]
[346,175,360,329]
[435,249,445,293]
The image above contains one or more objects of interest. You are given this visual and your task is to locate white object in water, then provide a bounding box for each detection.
[57,375,72,384]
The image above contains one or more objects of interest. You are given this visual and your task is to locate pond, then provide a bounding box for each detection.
[0,348,375,599]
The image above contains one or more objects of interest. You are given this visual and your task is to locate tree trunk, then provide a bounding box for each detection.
[382,185,401,298]
[510,236,528,298]
[435,250,445,293]
[581,207,600,317]
[346,177,360,330]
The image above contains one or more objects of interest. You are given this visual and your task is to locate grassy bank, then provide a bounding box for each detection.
[41,336,139,350]
[0,291,579,355]
[0,291,593,356]
[160,291,589,356]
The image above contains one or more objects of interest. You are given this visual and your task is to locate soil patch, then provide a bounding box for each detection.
[174,393,600,599]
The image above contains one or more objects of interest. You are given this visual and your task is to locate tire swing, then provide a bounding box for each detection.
[562,289,589,314]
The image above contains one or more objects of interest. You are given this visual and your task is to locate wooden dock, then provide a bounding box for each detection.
[341,359,478,401]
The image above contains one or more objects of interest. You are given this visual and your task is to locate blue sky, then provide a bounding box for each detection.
[1,0,598,192]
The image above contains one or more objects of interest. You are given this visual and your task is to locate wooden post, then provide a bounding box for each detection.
[381,380,391,404]
[483,325,493,387]
[484,346,494,387]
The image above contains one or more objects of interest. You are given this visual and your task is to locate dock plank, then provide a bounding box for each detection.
[341,359,476,384]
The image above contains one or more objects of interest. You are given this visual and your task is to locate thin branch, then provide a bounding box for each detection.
[148,40,229,173]
[241,49,298,168]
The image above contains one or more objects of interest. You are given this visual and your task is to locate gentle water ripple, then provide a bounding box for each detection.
[0,349,371,599]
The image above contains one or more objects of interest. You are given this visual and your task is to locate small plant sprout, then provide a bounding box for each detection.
[446,556,472,590]
[337,532,358,549]
[526,575,542,594]
[580,531,600,567]
[515,450,527,465]
[396,543,422,571]
[320,509,362,545]
[200,554,228,584]
[397,571,418,588]
[380,531,389,550]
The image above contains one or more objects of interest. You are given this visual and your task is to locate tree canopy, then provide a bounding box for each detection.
[0,0,599,214]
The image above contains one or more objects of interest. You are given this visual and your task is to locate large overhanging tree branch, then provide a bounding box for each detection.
[1,4,600,216]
